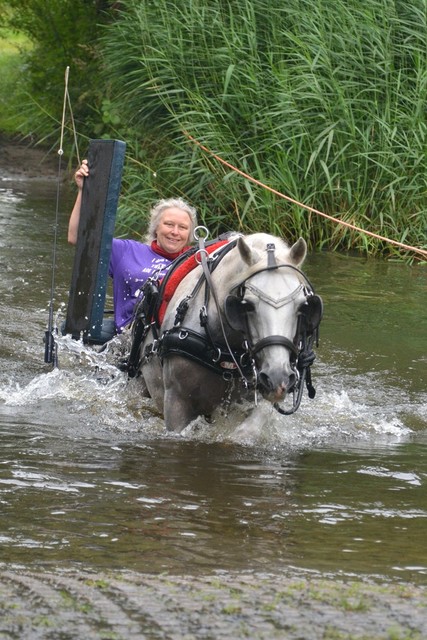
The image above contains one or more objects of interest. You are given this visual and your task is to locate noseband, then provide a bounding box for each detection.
[250,335,299,358]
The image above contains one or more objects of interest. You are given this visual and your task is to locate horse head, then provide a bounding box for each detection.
[224,235,322,408]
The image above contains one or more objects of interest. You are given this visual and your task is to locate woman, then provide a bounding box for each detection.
[68,159,198,334]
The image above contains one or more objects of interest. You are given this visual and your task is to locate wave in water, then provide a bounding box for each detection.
[1,334,422,451]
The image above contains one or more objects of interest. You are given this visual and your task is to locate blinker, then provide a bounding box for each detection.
[224,294,254,333]
[297,294,323,335]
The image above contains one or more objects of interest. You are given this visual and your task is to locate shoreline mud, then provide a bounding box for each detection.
[0,133,66,179]
[1,567,427,639]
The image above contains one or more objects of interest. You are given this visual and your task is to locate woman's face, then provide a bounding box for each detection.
[155,207,192,254]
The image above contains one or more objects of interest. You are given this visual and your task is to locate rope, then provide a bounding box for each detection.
[183,132,427,261]
[67,90,81,166]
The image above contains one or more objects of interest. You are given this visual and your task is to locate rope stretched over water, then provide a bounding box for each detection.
[184,132,427,261]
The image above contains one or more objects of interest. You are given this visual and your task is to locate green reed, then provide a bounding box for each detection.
[102,0,427,258]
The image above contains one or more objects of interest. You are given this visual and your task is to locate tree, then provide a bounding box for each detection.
[0,0,117,144]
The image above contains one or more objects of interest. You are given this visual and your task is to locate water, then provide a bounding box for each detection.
[1,168,426,585]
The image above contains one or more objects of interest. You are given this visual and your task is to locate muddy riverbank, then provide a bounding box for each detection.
[2,567,426,639]
[0,134,60,179]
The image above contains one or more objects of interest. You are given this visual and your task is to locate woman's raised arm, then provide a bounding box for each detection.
[68,159,89,245]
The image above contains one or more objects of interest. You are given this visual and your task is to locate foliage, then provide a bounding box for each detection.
[0,0,116,148]
[100,0,427,258]
[0,0,426,259]
[0,30,32,133]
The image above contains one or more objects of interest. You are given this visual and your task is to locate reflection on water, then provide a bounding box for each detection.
[314,250,426,397]
[1,410,426,583]
[0,172,426,584]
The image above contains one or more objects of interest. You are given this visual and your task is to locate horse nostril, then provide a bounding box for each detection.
[259,372,274,391]
[259,370,298,397]
[288,372,297,391]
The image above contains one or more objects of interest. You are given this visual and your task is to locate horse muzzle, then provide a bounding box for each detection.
[250,334,299,402]
[258,367,298,403]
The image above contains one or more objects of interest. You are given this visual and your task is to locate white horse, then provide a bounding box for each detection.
[135,232,322,432]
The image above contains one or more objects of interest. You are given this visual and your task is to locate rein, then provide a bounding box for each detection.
[195,227,250,382]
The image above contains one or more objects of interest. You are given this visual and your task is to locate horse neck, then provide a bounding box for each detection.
[174,254,236,342]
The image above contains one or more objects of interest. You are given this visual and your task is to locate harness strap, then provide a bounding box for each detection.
[173,238,238,327]
[126,318,147,378]
[266,243,277,269]
[123,237,239,377]
[158,327,254,379]
[156,238,235,326]
[124,280,161,377]
[195,231,250,381]
[130,234,321,417]
[273,332,317,414]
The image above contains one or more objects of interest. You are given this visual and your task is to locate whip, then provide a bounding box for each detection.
[44,66,75,365]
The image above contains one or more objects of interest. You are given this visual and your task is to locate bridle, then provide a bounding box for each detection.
[228,278,306,357]
[224,258,322,415]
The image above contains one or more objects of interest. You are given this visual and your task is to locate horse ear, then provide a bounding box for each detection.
[237,236,260,266]
[289,237,307,266]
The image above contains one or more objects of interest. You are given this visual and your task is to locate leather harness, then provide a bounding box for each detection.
[123,235,321,415]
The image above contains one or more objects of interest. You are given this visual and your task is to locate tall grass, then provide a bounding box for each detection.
[0,30,32,134]
[100,0,427,258]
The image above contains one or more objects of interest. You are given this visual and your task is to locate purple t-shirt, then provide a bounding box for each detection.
[109,239,171,331]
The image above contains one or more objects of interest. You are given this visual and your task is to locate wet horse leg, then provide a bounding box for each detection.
[162,358,222,432]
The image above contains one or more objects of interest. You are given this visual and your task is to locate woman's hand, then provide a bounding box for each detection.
[74,159,89,191]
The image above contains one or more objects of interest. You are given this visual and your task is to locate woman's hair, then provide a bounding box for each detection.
[145,197,198,243]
